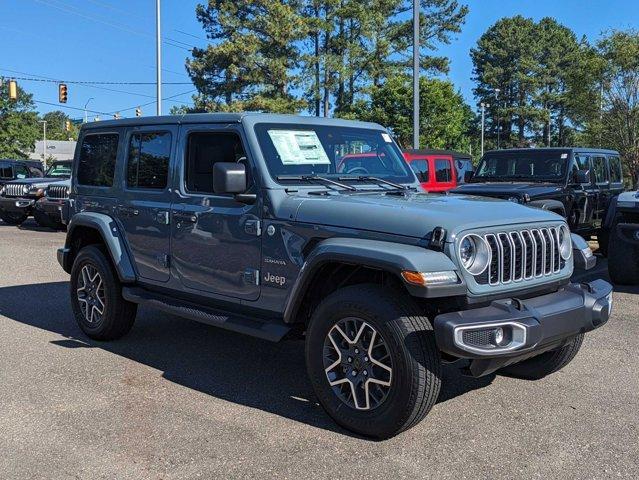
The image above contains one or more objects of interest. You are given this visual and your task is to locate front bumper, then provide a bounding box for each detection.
[0,196,35,214]
[35,197,67,220]
[434,279,612,376]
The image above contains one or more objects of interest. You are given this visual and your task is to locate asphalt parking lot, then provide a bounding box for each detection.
[0,220,637,480]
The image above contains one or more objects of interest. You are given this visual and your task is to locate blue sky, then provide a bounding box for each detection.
[1,0,637,120]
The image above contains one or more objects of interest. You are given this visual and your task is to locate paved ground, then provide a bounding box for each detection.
[0,219,637,479]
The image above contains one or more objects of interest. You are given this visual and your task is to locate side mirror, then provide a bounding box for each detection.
[212,162,247,195]
[575,170,591,185]
[463,170,474,182]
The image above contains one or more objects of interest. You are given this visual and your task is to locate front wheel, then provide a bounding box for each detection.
[305,284,442,439]
[70,245,137,340]
[34,209,63,229]
[500,334,584,380]
[0,212,28,225]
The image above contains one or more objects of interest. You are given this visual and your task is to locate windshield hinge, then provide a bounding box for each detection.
[245,219,262,237]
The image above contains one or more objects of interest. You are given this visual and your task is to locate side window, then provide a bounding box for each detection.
[608,156,622,183]
[14,165,29,179]
[28,167,43,177]
[0,164,11,180]
[127,132,171,189]
[77,133,119,187]
[409,159,429,182]
[435,159,452,182]
[185,132,246,194]
[592,156,609,184]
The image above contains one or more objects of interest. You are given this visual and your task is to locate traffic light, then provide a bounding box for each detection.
[135,107,142,117]
[8,80,17,100]
[113,112,121,120]
[58,83,68,103]
[65,120,71,132]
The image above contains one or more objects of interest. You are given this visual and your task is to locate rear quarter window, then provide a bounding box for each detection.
[608,155,622,183]
[77,133,119,187]
[435,159,452,182]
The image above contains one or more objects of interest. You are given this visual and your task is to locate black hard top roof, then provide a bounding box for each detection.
[484,147,619,155]
[403,148,473,159]
[0,159,43,166]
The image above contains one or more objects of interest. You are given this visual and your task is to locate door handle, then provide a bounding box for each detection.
[116,206,139,217]
[173,213,197,223]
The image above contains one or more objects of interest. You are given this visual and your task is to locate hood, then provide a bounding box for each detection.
[451,182,563,198]
[4,177,69,187]
[290,191,563,240]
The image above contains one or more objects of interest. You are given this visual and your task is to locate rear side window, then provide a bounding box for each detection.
[127,132,171,189]
[77,133,119,187]
[0,164,12,179]
[608,156,622,183]
[435,159,452,182]
[592,156,608,184]
[409,159,429,182]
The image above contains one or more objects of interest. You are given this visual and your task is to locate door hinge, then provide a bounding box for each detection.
[158,254,170,269]
[245,219,262,237]
[243,268,260,286]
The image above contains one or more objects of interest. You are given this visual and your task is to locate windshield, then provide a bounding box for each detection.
[254,123,415,184]
[45,162,72,178]
[473,151,569,182]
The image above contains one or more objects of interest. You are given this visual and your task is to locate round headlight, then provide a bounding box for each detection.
[458,234,490,275]
[558,225,572,260]
[508,196,521,203]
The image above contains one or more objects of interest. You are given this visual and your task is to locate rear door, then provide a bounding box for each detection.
[116,126,176,283]
[591,154,610,228]
[169,124,262,301]
[432,156,456,191]
[607,154,624,197]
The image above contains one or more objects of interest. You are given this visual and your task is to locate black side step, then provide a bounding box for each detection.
[122,287,290,342]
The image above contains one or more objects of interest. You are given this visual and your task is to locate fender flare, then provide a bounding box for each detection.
[63,212,136,283]
[282,237,465,324]
[602,195,620,230]
[527,199,566,217]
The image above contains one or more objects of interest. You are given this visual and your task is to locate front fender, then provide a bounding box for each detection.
[62,212,136,283]
[527,199,566,216]
[282,237,465,323]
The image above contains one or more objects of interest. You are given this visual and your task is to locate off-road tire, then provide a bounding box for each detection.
[608,223,639,285]
[305,284,442,439]
[33,209,63,230]
[70,245,137,340]
[0,212,28,225]
[500,334,584,380]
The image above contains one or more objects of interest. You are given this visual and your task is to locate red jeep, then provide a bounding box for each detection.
[403,149,473,192]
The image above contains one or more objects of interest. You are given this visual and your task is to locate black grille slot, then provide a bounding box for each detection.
[47,184,69,199]
[532,230,544,276]
[498,233,512,282]
[521,230,534,278]
[542,229,553,274]
[511,232,523,281]
[486,235,499,284]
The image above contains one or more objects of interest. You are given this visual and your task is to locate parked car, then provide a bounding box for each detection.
[0,160,72,225]
[57,114,611,439]
[451,148,624,243]
[402,149,458,192]
[0,159,44,187]
[33,179,70,230]
[603,190,639,284]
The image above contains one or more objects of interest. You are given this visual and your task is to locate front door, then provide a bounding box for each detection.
[117,126,176,282]
[170,125,261,301]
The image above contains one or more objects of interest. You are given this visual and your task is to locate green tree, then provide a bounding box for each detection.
[41,110,79,141]
[0,82,39,159]
[346,75,474,151]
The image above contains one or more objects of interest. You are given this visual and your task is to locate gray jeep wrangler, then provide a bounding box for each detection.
[58,114,612,439]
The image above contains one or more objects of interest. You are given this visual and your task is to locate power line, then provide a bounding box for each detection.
[7,76,191,86]
[110,89,197,115]
[34,99,110,116]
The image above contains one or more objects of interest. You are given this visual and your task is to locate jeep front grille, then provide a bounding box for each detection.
[475,227,565,286]
[2,183,27,197]
[47,184,69,199]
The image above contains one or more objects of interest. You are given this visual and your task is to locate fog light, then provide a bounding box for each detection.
[493,327,504,345]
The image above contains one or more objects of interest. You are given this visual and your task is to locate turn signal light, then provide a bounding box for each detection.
[401,270,458,286]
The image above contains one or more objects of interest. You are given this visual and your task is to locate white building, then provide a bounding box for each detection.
[29,140,77,162]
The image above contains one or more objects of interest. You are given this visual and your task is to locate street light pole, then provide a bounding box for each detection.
[480,102,489,157]
[156,0,162,116]
[494,88,501,149]
[39,120,47,166]
[412,0,419,149]
[84,97,94,123]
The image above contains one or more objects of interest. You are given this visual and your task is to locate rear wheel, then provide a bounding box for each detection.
[70,245,137,340]
[500,334,584,380]
[305,284,441,439]
[0,212,28,225]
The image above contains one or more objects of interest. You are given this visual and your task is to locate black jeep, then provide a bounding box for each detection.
[0,160,72,225]
[0,159,44,186]
[452,148,624,244]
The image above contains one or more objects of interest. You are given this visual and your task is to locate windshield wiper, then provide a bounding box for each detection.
[338,175,412,191]
[276,175,357,191]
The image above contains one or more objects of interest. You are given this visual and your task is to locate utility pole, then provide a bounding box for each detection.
[84,97,94,123]
[547,109,551,147]
[494,88,501,149]
[480,102,489,157]
[412,0,419,149]
[39,120,47,166]
[156,0,162,116]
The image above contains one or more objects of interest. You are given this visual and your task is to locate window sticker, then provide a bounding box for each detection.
[561,153,568,159]
[268,130,331,165]
[381,133,392,143]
